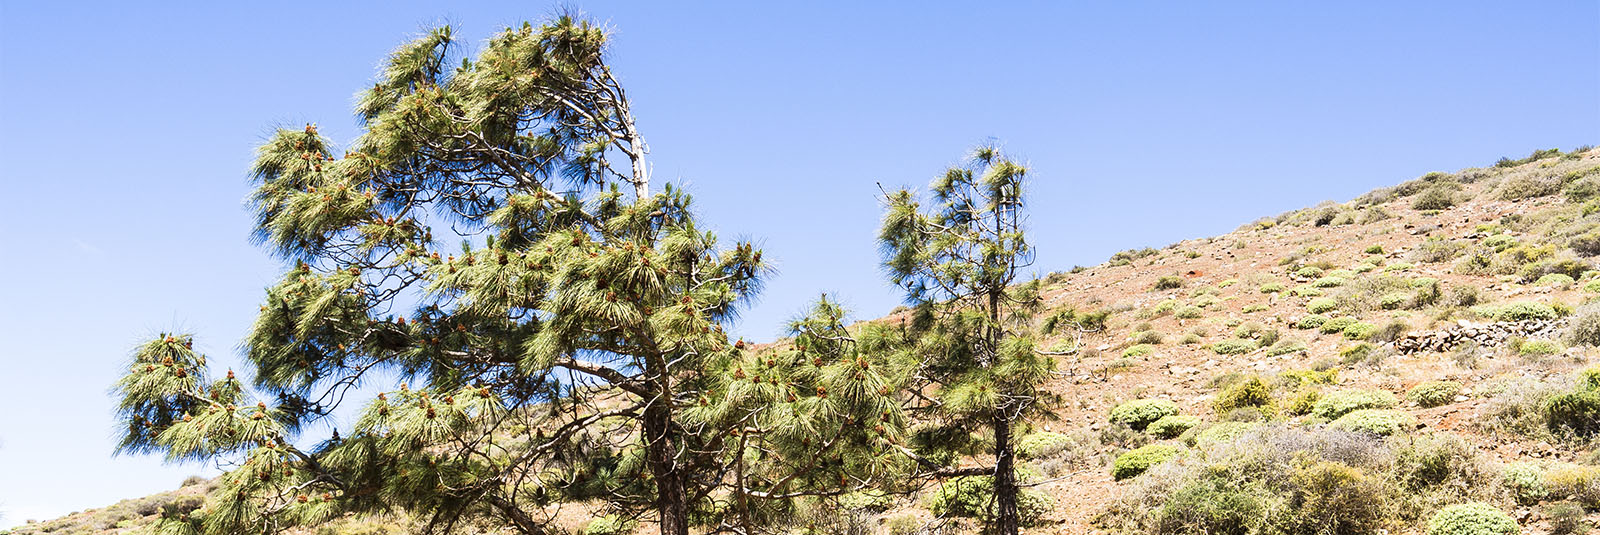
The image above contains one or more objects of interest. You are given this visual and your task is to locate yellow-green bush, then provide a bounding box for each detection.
[1295,314,1328,329]
[1407,381,1462,408]
[1110,399,1179,431]
[1214,376,1272,414]
[1331,409,1416,436]
[1307,298,1337,314]
[1320,316,1358,334]
[1113,444,1181,480]
[585,515,636,535]
[1312,390,1397,420]
[1472,301,1558,322]
[1425,503,1516,535]
[1210,339,1257,355]
[1501,462,1547,505]
[1147,415,1202,439]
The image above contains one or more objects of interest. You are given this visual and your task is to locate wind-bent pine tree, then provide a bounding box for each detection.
[879,145,1054,535]
[112,16,900,535]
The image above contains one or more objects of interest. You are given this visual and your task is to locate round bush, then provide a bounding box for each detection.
[1295,314,1328,329]
[1473,301,1557,322]
[586,515,636,535]
[1112,444,1181,481]
[1188,421,1259,448]
[1146,415,1201,438]
[1545,389,1600,435]
[1342,322,1377,340]
[1330,409,1416,436]
[1123,344,1156,358]
[1407,381,1462,408]
[1312,390,1397,419]
[1425,503,1516,535]
[1210,339,1257,355]
[1259,283,1285,294]
[1313,276,1347,288]
[1175,305,1203,319]
[1320,316,1358,334]
[1213,376,1271,413]
[1501,462,1548,505]
[1292,285,1326,297]
[1307,297,1338,314]
[1295,266,1325,279]
[1379,292,1412,310]
[1110,399,1179,431]
[1519,339,1562,356]
[1538,273,1576,288]
[1015,431,1078,460]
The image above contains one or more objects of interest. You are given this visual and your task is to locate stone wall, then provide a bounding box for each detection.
[1395,318,1568,353]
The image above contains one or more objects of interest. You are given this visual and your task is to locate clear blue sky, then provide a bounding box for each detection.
[1,1,1595,526]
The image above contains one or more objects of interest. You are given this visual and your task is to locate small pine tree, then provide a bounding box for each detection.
[879,145,1054,535]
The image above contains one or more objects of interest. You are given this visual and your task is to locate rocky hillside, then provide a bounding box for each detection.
[11,146,1600,535]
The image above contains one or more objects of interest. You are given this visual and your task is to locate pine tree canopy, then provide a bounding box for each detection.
[878,145,1056,535]
[111,14,908,535]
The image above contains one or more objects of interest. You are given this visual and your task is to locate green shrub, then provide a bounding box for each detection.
[1320,316,1358,334]
[1331,409,1416,436]
[1189,422,1258,448]
[1408,381,1462,408]
[1259,283,1285,294]
[1385,262,1415,272]
[1283,388,1322,416]
[1295,314,1328,329]
[1015,431,1079,460]
[1210,339,1257,355]
[1539,273,1577,288]
[1379,292,1411,310]
[1342,322,1377,340]
[1425,503,1517,535]
[1214,376,1272,414]
[1280,368,1338,386]
[1339,343,1375,364]
[1175,306,1203,319]
[1307,298,1337,314]
[1242,303,1269,313]
[1312,390,1397,419]
[1147,415,1202,439]
[1502,462,1548,505]
[1112,444,1181,480]
[585,515,636,535]
[1545,389,1600,435]
[1520,339,1563,356]
[1312,276,1346,288]
[1295,266,1325,279]
[1291,285,1325,297]
[1365,244,1385,254]
[1546,465,1600,508]
[1123,344,1156,358]
[1265,339,1307,356]
[1472,301,1558,322]
[1154,275,1184,290]
[1110,399,1179,431]
[1413,186,1458,210]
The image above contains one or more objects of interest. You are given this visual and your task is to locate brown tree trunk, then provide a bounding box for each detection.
[644,392,690,535]
[991,414,1019,535]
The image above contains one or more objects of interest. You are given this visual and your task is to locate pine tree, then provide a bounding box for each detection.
[879,145,1054,535]
[112,15,902,535]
